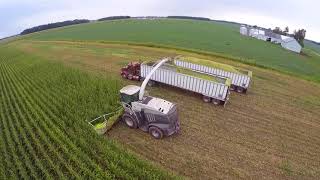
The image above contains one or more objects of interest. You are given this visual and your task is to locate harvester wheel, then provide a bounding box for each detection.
[236,87,245,93]
[147,80,155,87]
[212,99,221,105]
[122,74,127,79]
[202,96,211,103]
[122,114,138,129]
[149,126,163,139]
[229,85,236,91]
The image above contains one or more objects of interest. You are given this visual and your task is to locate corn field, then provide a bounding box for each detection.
[0,46,176,179]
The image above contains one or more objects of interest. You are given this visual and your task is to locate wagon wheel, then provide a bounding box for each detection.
[202,96,211,103]
[147,80,155,87]
[212,99,221,105]
[229,85,236,91]
[236,87,245,93]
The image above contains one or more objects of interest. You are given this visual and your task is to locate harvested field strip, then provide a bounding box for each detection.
[0,47,177,179]
[143,84,320,178]
[24,19,320,83]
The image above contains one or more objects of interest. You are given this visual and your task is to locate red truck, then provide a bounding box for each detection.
[120,62,141,81]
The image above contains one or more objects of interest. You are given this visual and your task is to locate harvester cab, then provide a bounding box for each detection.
[119,58,180,139]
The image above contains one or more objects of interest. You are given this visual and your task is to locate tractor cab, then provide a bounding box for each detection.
[119,85,140,105]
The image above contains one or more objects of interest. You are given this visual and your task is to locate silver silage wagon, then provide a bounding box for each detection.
[140,62,231,105]
[174,59,252,93]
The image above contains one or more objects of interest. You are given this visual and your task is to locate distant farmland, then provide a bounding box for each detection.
[26,19,320,82]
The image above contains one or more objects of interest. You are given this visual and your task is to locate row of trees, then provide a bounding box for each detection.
[272,26,290,35]
[272,26,306,47]
[20,16,132,35]
[20,19,90,35]
[97,16,130,21]
[293,29,307,47]
[167,16,210,21]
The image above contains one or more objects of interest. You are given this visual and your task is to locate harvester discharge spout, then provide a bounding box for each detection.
[138,57,170,100]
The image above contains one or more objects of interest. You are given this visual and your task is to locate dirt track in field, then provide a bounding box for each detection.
[16,40,320,179]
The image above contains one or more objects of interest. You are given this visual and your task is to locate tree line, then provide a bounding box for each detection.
[97,16,130,21]
[20,19,90,35]
[20,16,133,35]
[167,16,210,21]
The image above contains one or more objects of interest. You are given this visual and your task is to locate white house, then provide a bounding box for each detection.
[280,35,302,53]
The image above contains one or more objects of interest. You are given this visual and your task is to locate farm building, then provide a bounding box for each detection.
[248,28,259,37]
[265,30,282,44]
[257,34,268,41]
[256,30,268,41]
[240,26,248,36]
[281,35,302,53]
[242,26,267,39]
[240,25,301,53]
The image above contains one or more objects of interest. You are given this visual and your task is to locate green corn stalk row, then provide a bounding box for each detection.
[0,46,178,179]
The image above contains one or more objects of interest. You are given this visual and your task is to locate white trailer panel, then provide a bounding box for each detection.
[174,60,252,91]
[140,63,230,104]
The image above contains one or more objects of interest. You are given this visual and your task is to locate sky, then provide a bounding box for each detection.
[0,0,319,42]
